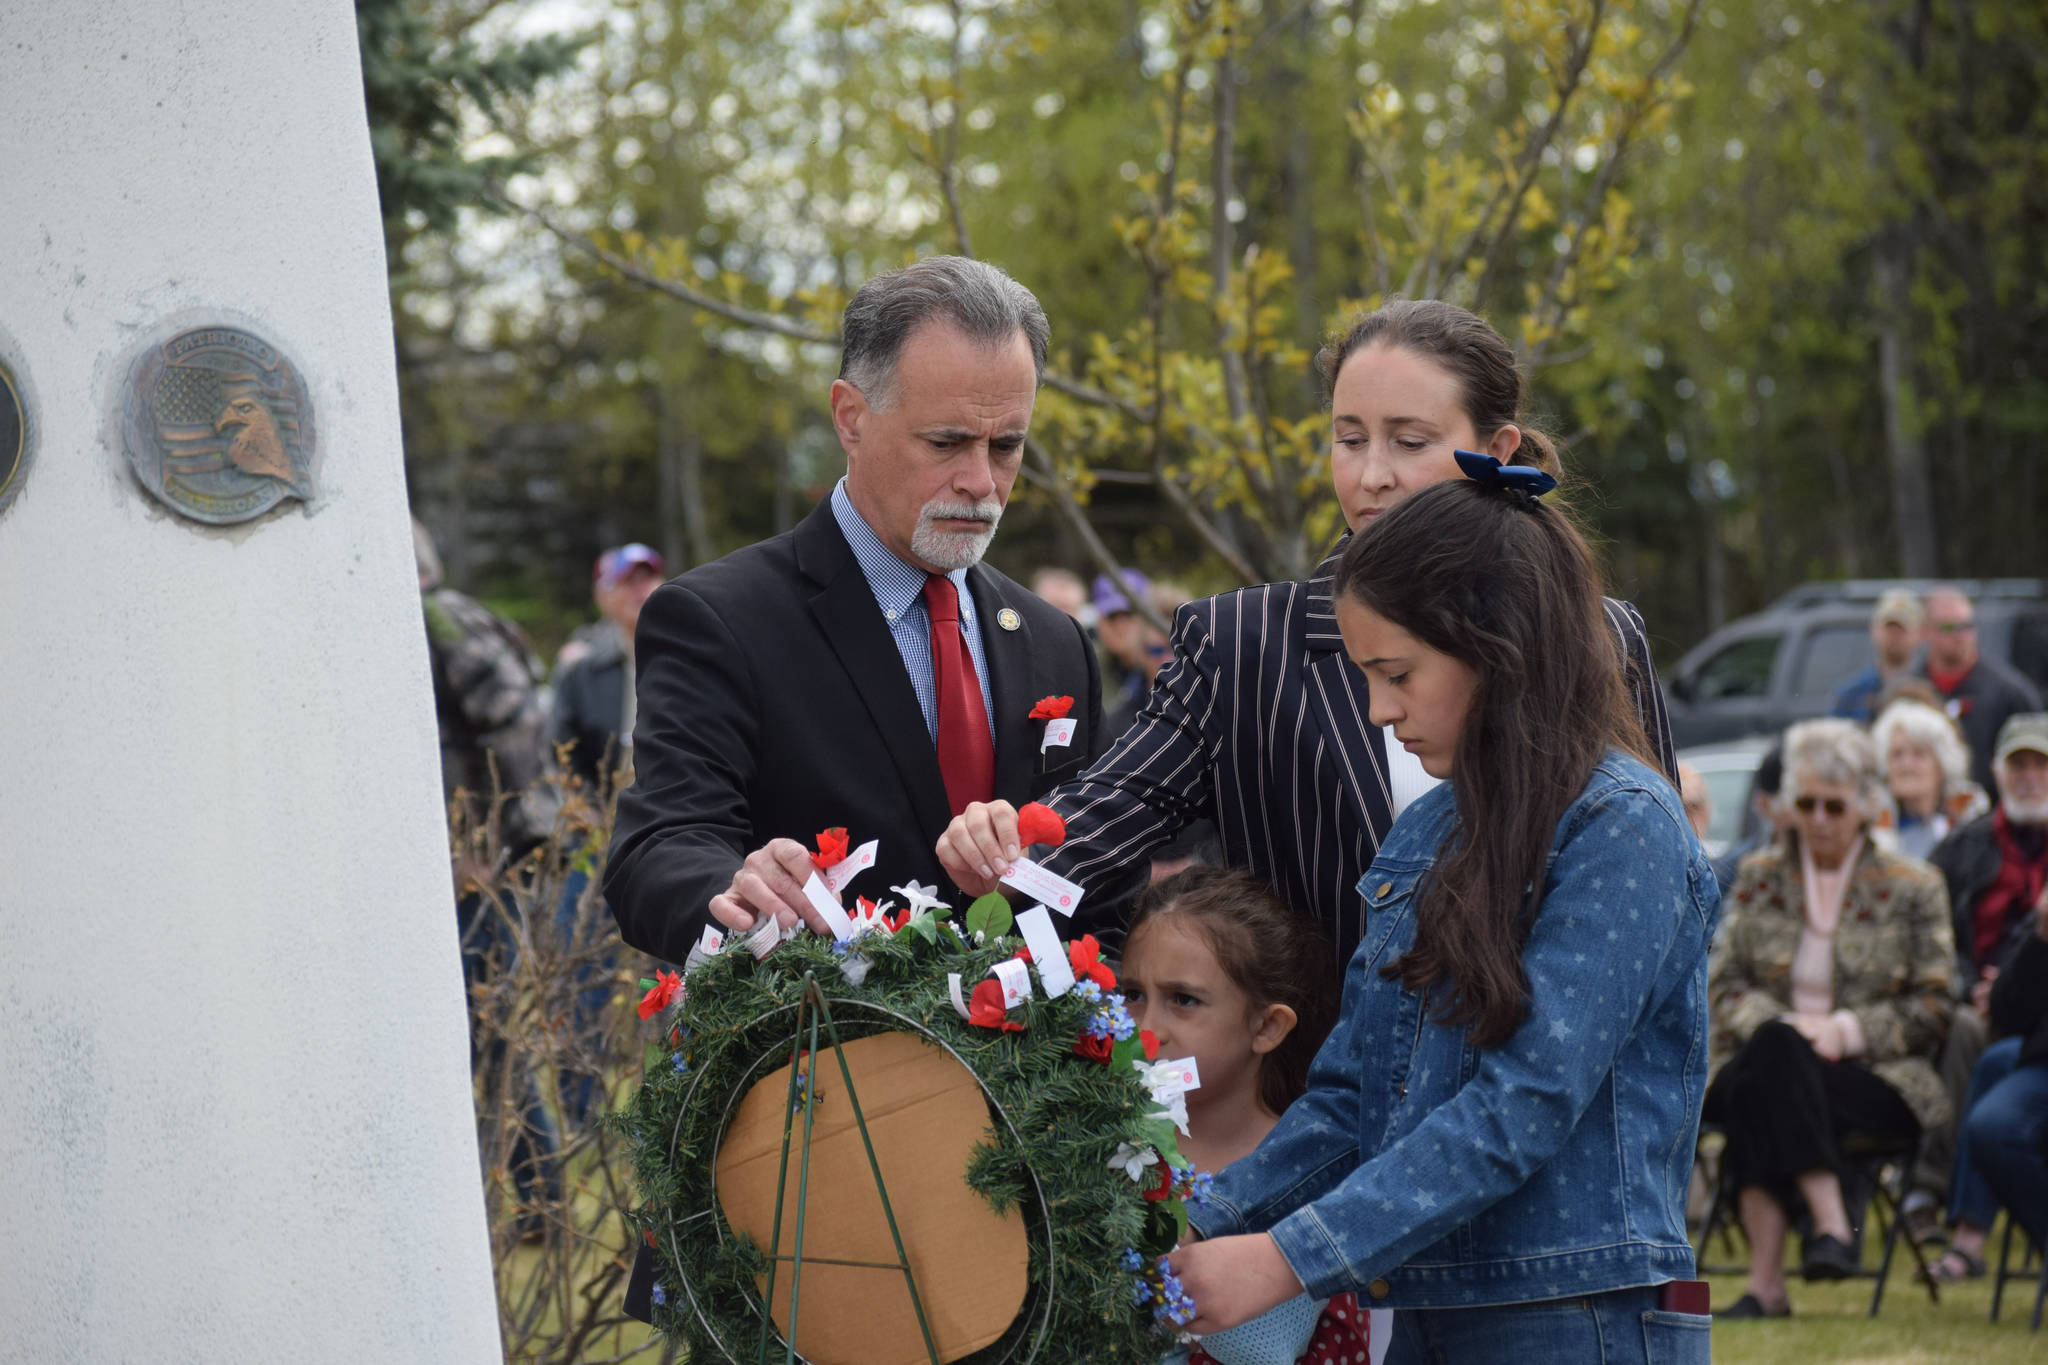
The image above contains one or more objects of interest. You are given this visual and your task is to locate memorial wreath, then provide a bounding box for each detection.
[620,809,1208,1365]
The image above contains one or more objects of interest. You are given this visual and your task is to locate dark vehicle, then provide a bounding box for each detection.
[1663,579,2048,750]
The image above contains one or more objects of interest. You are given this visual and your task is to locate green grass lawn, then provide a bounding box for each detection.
[1702,1226,2044,1364]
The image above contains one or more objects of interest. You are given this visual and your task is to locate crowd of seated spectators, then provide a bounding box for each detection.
[1706,584,2048,1320]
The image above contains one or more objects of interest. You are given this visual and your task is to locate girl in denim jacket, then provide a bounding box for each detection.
[1170,467,1720,1364]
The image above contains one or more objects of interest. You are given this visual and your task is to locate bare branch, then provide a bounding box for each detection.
[1021,439,1174,635]
[531,205,839,345]
[1043,370,1154,422]
[1210,20,1254,430]
[935,0,974,257]
[1525,0,1703,365]
[1463,0,1607,311]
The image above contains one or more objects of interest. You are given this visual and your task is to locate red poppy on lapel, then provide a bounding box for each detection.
[1028,695,1074,720]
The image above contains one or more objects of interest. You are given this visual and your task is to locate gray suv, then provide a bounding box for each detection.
[1662,579,2048,749]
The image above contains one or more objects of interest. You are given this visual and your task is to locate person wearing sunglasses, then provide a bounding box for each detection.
[1920,587,2042,791]
[1704,717,1956,1318]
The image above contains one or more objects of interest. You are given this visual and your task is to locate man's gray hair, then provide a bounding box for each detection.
[1783,717,1888,821]
[838,255,1050,410]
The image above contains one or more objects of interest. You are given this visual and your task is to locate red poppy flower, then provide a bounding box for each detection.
[1012,945,1033,964]
[812,827,849,870]
[1028,695,1074,720]
[1140,1029,1160,1061]
[637,968,683,1019]
[1141,1163,1173,1201]
[885,908,912,932]
[1073,1031,1113,1064]
[968,978,1026,1033]
[1067,933,1116,991]
[1016,801,1067,848]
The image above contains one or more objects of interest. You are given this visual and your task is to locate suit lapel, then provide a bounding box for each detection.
[970,566,1036,806]
[796,506,953,840]
[1298,543,1396,847]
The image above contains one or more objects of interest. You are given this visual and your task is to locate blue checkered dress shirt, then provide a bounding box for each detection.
[829,478,995,744]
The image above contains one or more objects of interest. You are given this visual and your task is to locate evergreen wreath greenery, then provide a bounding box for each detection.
[621,891,1203,1364]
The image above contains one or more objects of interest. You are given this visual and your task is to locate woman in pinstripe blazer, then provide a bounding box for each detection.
[938,300,1675,970]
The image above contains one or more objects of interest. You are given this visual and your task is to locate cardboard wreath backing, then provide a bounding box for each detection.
[626,910,1201,1364]
[715,1031,1029,1365]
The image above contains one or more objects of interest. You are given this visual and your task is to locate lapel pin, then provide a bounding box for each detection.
[997,607,1022,632]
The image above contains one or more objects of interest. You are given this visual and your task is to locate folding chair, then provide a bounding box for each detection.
[1989,1218,2047,1331]
[1849,1132,1941,1317]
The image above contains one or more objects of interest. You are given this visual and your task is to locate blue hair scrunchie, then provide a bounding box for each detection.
[1454,448,1557,499]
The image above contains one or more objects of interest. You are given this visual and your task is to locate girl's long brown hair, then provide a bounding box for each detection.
[1336,480,1653,1048]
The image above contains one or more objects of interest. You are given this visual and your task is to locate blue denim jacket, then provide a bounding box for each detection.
[1192,751,1720,1308]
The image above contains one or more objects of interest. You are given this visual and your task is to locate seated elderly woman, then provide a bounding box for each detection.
[1707,718,1957,1318]
[1872,699,1987,861]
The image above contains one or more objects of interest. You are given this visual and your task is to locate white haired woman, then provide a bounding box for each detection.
[1873,699,1988,860]
[1706,718,1957,1318]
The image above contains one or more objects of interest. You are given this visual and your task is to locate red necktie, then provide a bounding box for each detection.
[924,574,994,816]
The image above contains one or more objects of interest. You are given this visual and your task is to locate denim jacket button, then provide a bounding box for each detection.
[1376,881,1393,898]
[1368,1278,1390,1299]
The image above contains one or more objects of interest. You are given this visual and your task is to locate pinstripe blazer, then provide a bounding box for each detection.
[1039,541,1677,967]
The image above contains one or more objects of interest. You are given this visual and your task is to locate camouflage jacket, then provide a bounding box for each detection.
[1709,839,1955,1130]
[422,587,559,853]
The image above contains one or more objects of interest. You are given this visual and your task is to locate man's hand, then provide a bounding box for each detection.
[1167,1233,1304,1337]
[707,838,837,935]
[936,800,1021,897]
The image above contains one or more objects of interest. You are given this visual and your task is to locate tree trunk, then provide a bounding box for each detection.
[1873,229,1939,576]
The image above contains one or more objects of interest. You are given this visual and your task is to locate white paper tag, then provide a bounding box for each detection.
[822,839,879,895]
[1015,905,1075,998]
[801,871,855,940]
[745,913,783,959]
[988,957,1033,1009]
[1001,856,1085,917]
[947,971,972,1019]
[1039,717,1077,754]
[684,924,726,975]
[1148,1056,1202,1096]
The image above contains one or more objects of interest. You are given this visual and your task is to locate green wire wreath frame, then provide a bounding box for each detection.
[621,923,1191,1365]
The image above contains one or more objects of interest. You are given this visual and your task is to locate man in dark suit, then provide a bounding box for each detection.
[604,252,1106,968]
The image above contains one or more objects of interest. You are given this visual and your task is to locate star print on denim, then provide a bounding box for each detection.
[1188,753,1720,1311]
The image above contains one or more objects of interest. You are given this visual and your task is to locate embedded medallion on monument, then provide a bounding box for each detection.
[0,355,26,516]
[124,325,314,524]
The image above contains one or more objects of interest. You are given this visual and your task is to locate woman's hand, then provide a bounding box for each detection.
[935,800,1020,896]
[1784,1011,1845,1062]
[1167,1233,1304,1337]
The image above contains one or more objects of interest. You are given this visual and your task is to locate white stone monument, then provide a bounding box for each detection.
[0,3,502,1359]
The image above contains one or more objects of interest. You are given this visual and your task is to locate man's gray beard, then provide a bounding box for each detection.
[2001,795,2048,825]
[911,500,1002,572]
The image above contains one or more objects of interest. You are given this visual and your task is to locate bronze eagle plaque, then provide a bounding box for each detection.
[0,357,24,515]
[124,325,315,524]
